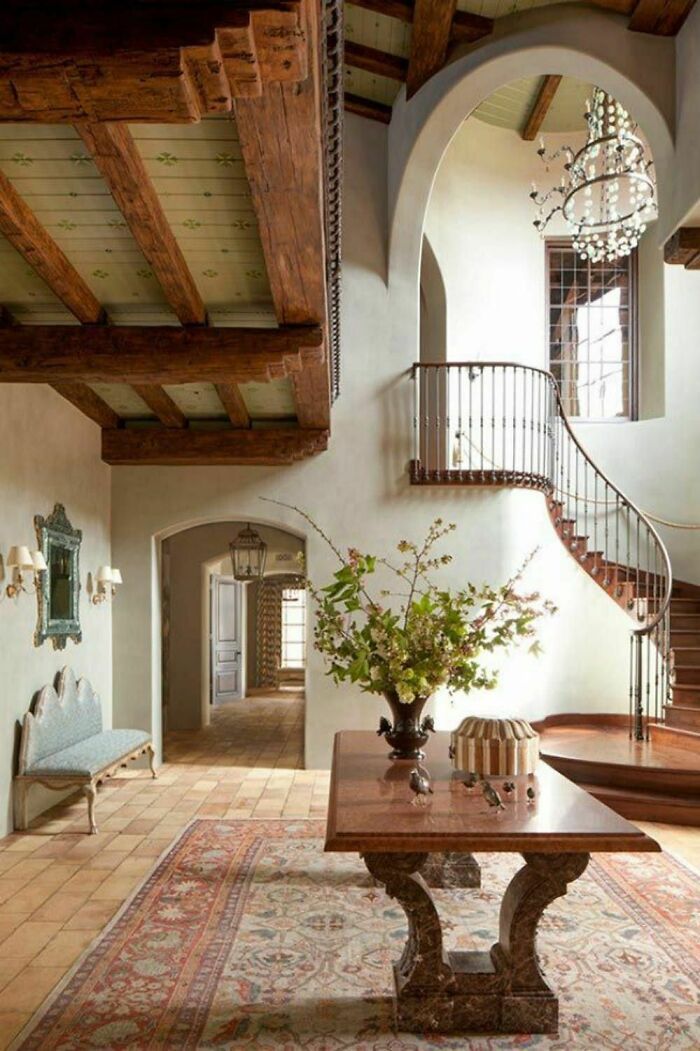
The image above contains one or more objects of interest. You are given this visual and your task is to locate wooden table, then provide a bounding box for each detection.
[325,731,659,1035]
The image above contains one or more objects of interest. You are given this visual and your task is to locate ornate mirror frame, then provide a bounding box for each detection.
[34,503,82,650]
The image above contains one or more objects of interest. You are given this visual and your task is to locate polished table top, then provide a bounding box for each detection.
[325,731,660,854]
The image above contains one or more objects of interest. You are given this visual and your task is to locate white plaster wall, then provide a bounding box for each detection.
[424,119,664,413]
[0,386,112,835]
[166,522,303,730]
[112,115,636,770]
[422,117,700,583]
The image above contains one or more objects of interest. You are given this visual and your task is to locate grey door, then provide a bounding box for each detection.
[210,575,244,704]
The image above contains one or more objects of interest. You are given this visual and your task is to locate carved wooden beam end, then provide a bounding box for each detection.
[0,2,311,121]
[664,228,700,269]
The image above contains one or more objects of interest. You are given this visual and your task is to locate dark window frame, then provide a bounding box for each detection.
[545,238,639,422]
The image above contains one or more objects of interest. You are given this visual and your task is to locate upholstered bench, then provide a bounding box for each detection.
[14,667,156,834]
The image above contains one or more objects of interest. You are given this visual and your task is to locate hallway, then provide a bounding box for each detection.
[165,690,305,768]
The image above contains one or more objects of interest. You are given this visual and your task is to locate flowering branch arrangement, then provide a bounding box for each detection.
[263,501,556,705]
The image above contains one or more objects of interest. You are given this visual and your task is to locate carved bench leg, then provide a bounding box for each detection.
[83,781,98,834]
[146,743,158,779]
[13,781,29,831]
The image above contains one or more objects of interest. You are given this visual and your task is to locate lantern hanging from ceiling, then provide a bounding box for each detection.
[229,523,267,582]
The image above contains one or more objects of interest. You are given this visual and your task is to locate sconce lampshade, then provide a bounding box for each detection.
[229,523,267,582]
[32,551,48,572]
[111,568,123,585]
[7,545,34,569]
[96,565,113,583]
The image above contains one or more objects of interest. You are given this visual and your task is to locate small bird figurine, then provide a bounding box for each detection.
[461,772,480,790]
[503,781,516,795]
[377,716,392,738]
[409,768,433,806]
[526,786,536,804]
[421,715,436,735]
[482,781,506,811]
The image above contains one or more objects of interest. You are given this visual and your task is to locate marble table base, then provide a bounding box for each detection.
[422,851,481,888]
[363,850,589,1035]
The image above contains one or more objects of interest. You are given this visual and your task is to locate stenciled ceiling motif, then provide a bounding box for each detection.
[0,118,288,422]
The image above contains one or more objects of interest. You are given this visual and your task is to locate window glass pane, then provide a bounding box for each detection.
[546,243,635,419]
[281,587,307,669]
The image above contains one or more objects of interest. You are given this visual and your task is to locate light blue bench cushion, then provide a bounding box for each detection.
[25,730,151,778]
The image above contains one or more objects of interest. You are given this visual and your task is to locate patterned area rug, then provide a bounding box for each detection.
[12,820,699,1050]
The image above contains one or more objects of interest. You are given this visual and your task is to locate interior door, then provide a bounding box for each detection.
[210,575,244,704]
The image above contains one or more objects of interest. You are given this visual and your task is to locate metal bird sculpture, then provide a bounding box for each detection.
[377,716,392,738]
[481,781,506,811]
[409,767,433,806]
[503,781,516,795]
[526,785,536,804]
[421,715,436,735]
[460,772,480,790]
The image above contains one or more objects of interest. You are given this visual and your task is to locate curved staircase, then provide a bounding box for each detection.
[410,360,700,824]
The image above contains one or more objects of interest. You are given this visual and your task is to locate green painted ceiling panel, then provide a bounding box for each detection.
[129,117,272,310]
[240,377,297,419]
[89,384,152,418]
[163,383,228,419]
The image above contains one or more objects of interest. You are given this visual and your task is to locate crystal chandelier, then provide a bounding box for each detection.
[530,87,657,263]
[229,523,267,582]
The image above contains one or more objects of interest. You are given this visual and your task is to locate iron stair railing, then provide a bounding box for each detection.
[411,361,673,741]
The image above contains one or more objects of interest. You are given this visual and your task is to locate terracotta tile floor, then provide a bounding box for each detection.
[0,691,697,1049]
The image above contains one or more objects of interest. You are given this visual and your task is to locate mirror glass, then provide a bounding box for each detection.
[34,504,82,650]
[48,543,73,622]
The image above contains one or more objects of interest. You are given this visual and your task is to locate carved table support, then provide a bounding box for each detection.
[364,849,590,1035]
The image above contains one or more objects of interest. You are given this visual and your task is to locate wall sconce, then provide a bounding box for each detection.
[4,546,47,598]
[92,565,123,604]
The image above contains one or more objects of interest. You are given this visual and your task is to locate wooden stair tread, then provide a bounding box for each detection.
[578,781,700,808]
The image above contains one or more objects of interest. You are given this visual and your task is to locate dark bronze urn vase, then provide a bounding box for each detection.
[378,689,435,760]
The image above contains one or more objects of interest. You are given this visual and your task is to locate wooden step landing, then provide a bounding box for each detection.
[650,722,700,753]
[538,717,700,826]
[578,782,700,826]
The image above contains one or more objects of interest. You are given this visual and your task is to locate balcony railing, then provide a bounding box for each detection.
[411,361,672,741]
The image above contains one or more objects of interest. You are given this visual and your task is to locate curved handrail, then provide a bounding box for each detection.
[414,359,673,638]
[412,360,673,738]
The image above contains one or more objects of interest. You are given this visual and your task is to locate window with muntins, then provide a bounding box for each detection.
[281,587,306,669]
[546,241,637,420]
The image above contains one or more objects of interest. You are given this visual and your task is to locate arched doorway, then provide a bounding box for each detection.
[160,519,307,768]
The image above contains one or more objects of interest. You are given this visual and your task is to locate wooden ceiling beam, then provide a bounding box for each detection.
[77,123,206,326]
[102,425,329,466]
[347,0,493,43]
[131,386,188,428]
[216,383,251,427]
[0,169,103,324]
[345,93,393,123]
[345,41,408,81]
[50,382,122,429]
[521,74,562,141]
[664,228,700,268]
[0,2,309,121]
[0,183,122,429]
[0,324,323,385]
[406,0,458,100]
[234,0,330,431]
[628,0,697,35]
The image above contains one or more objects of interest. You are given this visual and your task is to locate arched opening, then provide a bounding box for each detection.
[420,74,665,420]
[158,518,307,769]
[386,13,675,375]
